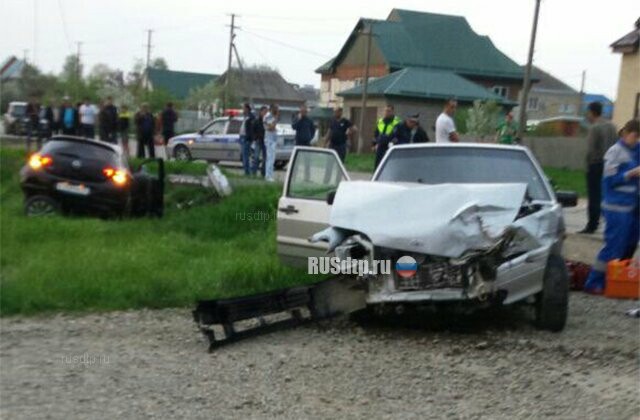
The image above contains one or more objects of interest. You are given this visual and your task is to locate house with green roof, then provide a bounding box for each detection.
[145,68,219,100]
[317,9,525,146]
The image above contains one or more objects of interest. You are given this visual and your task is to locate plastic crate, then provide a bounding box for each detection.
[605,259,640,299]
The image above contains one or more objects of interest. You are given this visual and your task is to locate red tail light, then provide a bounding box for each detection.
[28,154,53,170]
[102,167,129,186]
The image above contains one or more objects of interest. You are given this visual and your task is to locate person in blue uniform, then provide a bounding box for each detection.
[584,119,640,294]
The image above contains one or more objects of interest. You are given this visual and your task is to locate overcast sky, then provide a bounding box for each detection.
[1,0,637,99]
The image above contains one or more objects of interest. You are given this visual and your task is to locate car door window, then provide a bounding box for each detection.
[287,149,347,200]
[227,119,242,134]
[203,121,226,135]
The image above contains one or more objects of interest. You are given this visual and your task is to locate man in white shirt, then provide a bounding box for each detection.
[79,98,98,139]
[435,99,459,143]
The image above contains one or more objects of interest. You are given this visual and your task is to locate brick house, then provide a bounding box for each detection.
[316,9,525,148]
[611,18,640,128]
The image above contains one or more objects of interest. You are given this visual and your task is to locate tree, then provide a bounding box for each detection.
[60,54,82,81]
[150,57,168,70]
[88,63,124,88]
[185,76,239,117]
[466,100,501,141]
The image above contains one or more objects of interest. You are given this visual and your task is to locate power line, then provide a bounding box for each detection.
[57,0,72,52]
[239,28,332,59]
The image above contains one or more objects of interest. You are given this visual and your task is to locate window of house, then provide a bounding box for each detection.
[558,104,576,114]
[527,97,539,111]
[492,86,509,98]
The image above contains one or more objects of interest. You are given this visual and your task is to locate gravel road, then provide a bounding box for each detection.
[1,292,638,420]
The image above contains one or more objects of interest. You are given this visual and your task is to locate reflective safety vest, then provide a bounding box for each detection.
[376,116,401,137]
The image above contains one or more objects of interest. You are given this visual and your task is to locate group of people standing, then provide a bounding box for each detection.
[239,103,280,182]
[23,97,178,159]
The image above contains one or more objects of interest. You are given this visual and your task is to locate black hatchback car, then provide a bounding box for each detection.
[20,136,164,218]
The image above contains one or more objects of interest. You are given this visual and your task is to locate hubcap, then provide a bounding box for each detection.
[27,199,56,216]
[175,147,190,161]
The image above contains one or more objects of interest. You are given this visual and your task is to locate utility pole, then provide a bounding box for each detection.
[224,14,238,110]
[357,23,372,154]
[145,29,153,92]
[578,70,586,115]
[517,0,542,140]
[33,0,37,66]
[23,49,29,63]
[75,42,82,79]
[75,42,82,99]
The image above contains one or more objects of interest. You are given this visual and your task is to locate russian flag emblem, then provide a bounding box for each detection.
[395,256,418,278]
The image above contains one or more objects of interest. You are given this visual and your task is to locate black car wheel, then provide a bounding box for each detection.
[24,195,60,217]
[174,145,191,161]
[534,254,569,332]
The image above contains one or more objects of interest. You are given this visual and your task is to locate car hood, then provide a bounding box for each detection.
[171,133,198,142]
[315,181,541,258]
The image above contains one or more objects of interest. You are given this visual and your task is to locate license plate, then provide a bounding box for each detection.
[56,182,90,196]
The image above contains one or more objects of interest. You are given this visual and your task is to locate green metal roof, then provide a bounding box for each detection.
[317,9,524,81]
[337,67,515,104]
[146,68,218,99]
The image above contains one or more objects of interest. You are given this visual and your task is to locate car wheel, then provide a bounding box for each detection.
[534,254,569,332]
[24,195,60,217]
[174,145,191,161]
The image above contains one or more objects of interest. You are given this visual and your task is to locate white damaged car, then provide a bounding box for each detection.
[276,144,578,331]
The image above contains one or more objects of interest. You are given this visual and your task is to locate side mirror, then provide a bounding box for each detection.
[556,190,578,208]
[326,190,336,205]
[197,129,204,135]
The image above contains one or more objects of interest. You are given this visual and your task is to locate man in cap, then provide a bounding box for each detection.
[390,113,430,146]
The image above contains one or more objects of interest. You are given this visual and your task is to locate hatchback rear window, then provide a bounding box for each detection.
[41,140,121,165]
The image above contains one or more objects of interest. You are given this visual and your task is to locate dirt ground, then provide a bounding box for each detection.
[1,290,638,420]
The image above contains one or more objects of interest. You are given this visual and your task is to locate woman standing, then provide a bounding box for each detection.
[263,104,279,182]
[584,119,640,293]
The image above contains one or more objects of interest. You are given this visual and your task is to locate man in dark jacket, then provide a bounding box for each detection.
[160,102,178,145]
[251,106,267,177]
[579,101,619,234]
[391,114,430,145]
[100,96,118,143]
[135,103,155,158]
[25,99,40,152]
[58,97,78,135]
[240,103,256,175]
[292,105,316,146]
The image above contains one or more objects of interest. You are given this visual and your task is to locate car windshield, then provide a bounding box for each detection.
[41,140,122,166]
[11,104,26,117]
[375,146,551,201]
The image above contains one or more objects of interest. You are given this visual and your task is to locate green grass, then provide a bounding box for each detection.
[0,148,312,316]
[543,167,586,197]
[344,153,375,173]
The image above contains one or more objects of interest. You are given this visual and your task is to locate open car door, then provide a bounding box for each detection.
[277,147,350,267]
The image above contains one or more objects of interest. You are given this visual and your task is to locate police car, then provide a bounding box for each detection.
[166,115,295,169]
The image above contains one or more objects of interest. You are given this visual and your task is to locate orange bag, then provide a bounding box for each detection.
[605,259,640,299]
